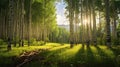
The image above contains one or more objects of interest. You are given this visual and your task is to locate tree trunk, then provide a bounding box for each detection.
[80,0,84,46]
[112,1,117,45]
[7,0,14,51]
[105,0,111,47]
[21,0,24,47]
[69,0,74,48]
[99,11,103,45]
[92,0,97,46]
[28,0,32,46]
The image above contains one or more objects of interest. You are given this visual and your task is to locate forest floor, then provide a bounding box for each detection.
[0,43,120,67]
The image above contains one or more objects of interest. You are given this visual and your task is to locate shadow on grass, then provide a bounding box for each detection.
[109,46,120,56]
[24,45,70,67]
[94,45,115,67]
[43,45,70,56]
[85,46,96,67]
[109,46,120,67]
[46,46,70,58]
[70,45,86,67]
[0,56,15,67]
[58,45,117,67]
[23,45,119,67]
[58,45,96,67]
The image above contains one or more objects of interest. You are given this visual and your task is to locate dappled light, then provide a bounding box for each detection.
[59,45,82,60]
[0,43,120,67]
[0,0,120,67]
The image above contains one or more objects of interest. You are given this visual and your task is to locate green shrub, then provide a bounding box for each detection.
[0,39,6,45]
[38,41,45,46]
[30,38,45,46]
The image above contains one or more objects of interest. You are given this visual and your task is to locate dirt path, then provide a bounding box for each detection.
[14,48,49,67]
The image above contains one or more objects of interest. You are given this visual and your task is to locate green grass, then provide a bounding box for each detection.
[0,43,120,67]
[0,43,62,66]
[0,43,61,57]
[24,45,120,67]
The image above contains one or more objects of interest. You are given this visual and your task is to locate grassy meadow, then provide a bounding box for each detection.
[0,43,120,67]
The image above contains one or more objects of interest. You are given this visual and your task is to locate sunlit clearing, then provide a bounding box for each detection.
[46,43,61,47]
[50,45,69,51]
[101,46,115,58]
[90,46,102,62]
[90,46,98,54]
[99,46,115,58]
[59,45,82,60]
[0,45,53,57]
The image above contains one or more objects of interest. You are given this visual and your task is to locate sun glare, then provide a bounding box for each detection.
[84,19,87,23]
[83,19,88,25]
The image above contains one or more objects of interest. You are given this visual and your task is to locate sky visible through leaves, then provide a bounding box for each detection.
[55,0,120,26]
[56,0,69,25]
